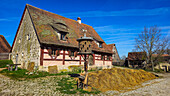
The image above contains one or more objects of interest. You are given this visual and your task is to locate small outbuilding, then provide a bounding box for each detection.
[0,35,11,60]
[125,52,146,68]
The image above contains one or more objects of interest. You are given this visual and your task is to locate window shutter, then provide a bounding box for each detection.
[48,48,52,55]
[56,50,60,56]
[74,51,78,57]
[68,50,71,57]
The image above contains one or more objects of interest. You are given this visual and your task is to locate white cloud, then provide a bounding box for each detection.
[94,25,138,33]
[60,7,170,17]
[0,17,19,21]
[160,26,170,30]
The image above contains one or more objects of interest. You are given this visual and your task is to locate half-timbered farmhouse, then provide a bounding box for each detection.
[11,4,118,71]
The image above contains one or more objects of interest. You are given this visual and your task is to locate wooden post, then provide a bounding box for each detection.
[128,60,130,67]
[10,65,13,71]
[84,54,87,72]
[63,50,65,65]
[93,54,95,65]
[40,48,44,66]
[79,55,81,65]
[15,65,18,71]
[103,55,105,65]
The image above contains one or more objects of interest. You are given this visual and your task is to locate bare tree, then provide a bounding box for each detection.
[164,48,170,55]
[120,55,127,61]
[135,26,169,71]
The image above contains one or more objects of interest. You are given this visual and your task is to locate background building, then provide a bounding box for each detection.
[0,35,11,60]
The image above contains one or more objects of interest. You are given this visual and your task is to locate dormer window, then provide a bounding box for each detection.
[94,39,103,48]
[50,22,69,41]
[60,33,66,40]
[99,42,103,48]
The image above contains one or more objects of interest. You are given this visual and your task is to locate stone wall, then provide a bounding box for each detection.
[11,9,40,69]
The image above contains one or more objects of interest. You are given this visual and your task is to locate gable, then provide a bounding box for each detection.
[11,7,40,54]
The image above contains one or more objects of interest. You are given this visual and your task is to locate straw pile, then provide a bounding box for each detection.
[88,67,157,92]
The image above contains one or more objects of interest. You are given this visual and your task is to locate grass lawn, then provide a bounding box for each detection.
[0,60,13,68]
[0,68,81,80]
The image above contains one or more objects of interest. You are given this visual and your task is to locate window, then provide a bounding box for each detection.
[60,33,66,40]
[71,51,74,56]
[22,53,24,57]
[51,49,56,55]
[107,56,110,60]
[94,40,103,48]
[18,39,21,43]
[99,42,102,48]
[27,34,30,40]
[101,55,104,60]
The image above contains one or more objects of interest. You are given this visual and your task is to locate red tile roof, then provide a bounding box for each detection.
[152,54,170,57]
[25,4,112,54]
[127,52,146,61]
[162,54,170,57]
[0,35,11,53]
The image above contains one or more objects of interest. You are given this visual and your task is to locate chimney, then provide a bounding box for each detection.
[77,17,81,24]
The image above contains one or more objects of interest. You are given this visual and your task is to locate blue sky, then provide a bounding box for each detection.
[0,0,170,57]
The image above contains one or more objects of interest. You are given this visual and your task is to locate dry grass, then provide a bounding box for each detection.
[88,67,157,92]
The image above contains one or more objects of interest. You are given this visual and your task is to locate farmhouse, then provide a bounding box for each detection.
[11,4,118,71]
[125,52,146,68]
[0,35,11,60]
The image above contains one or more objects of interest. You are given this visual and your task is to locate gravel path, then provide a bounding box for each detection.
[0,68,170,96]
[0,74,65,96]
[115,73,170,96]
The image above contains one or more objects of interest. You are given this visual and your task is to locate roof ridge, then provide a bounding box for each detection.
[26,4,93,28]
[0,35,4,37]
[108,44,115,45]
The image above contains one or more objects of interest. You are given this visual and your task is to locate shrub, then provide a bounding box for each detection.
[60,69,68,73]
[0,60,13,68]
[68,65,83,72]
[68,65,83,69]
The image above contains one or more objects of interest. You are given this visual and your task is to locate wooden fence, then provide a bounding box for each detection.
[0,53,9,60]
[112,62,125,66]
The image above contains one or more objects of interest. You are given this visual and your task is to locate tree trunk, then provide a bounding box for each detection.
[151,60,155,71]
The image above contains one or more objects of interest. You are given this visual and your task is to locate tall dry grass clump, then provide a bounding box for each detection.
[88,67,157,92]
